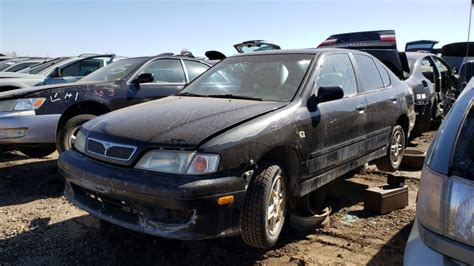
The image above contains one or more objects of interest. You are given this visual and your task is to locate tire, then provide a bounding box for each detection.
[412,107,431,137]
[375,125,405,172]
[56,114,96,153]
[19,144,56,158]
[241,163,287,249]
[289,206,331,232]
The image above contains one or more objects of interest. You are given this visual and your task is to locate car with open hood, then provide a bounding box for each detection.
[0,54,211,157]
[59,48,414,249]
[0,54,117,92]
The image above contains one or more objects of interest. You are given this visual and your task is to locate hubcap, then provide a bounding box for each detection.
[67,126,81,150]
[390,130,404,166]
[267,172,285,236]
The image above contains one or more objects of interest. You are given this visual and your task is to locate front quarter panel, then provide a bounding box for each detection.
[200,102,310,176]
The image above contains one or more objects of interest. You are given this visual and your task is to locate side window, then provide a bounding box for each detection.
[433,57,449,73]
[354,54,384,92]
[315,54,358,96]
[376,61,391,87]
[139,59,185,83]
[61,58,105,77]
[419,57,436,83]
[183,60,210,81]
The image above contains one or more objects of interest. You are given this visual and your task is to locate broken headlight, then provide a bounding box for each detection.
[135,150,219,175]
[0,98,46,112]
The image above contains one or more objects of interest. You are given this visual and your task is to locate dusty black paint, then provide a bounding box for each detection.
[59,48,415,240]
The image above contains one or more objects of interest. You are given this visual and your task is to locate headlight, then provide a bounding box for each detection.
[135,150,220,175]
[0,98,46,112]
[74,129,87,153]
[417,166,474,246]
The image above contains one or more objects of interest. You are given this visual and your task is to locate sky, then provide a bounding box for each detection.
[0,0,472,58]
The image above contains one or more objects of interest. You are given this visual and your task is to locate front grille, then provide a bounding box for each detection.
[87,138,136,161]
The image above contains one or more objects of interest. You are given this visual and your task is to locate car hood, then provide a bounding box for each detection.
[85,96,286,148]
[0,81,108,100]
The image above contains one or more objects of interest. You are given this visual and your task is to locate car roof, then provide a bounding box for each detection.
[228,48,371,57]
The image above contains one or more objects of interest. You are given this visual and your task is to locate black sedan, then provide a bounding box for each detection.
[59,48,414,249]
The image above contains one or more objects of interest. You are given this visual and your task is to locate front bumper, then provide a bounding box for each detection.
[58,150,248,240]
[0,110,59,144]
[404,218,473,265]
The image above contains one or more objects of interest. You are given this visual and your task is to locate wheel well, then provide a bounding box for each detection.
[57,101,111,132]
[397,114,409,138]
[258,146,301,195]
[0,86,21,92]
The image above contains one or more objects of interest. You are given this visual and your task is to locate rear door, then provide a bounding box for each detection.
[306,52,368,175]
[353,53,398,150]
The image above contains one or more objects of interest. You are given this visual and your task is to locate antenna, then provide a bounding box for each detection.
[464,4,472,71]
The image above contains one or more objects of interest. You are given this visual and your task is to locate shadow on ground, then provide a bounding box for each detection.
[0,157,63,207]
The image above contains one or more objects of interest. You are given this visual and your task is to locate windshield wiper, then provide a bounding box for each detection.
[206,94,263,101]
[175,92,208,97]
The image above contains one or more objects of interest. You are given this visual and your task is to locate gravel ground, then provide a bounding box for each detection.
[0,132,435,265]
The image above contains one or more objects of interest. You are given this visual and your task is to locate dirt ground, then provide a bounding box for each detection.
[0,132,435,265]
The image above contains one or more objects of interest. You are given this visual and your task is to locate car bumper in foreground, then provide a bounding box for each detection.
[0,110,59,144]
[404,218,473,265]
[58,150,248,240]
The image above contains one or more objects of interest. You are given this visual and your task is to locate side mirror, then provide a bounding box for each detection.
[307,85,344,112]
[50,67,62,78]
[133,73,154,84]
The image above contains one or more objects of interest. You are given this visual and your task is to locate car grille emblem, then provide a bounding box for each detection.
[86,138,137,161]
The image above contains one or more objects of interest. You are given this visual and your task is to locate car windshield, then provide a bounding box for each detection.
[451,102,474,180]
[27,57,69,74]
[80,58,146,82]
[179,54,313,102]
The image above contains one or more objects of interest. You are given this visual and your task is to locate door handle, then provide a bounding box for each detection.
[390,96,397,101]
[356,105,365,111]
[421,80,429,89]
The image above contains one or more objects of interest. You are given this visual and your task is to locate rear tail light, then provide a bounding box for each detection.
[417,166,445,234]
[417,166,474,246]
[318,39,337,47]
[380,34,396,43]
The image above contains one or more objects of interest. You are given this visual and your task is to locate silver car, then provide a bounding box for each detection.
[404,81,474,265]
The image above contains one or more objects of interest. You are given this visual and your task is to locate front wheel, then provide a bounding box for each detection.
[375,125,405,172]
[56,114,96,153]
[241,163,287,249]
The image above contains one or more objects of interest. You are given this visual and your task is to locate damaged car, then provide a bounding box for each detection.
[59,48,414,249]
[0,54,211,157]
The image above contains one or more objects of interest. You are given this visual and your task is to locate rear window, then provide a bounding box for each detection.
[451,103,474,180]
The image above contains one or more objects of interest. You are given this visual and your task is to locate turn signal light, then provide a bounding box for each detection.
[217,195,234,206]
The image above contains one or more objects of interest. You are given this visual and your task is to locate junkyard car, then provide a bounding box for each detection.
[404,81,474,266]
[2,58,49,72]
[59,49,414,249]
[0,54,117,92]
[0,54,211,157]
[406,52,459,135]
